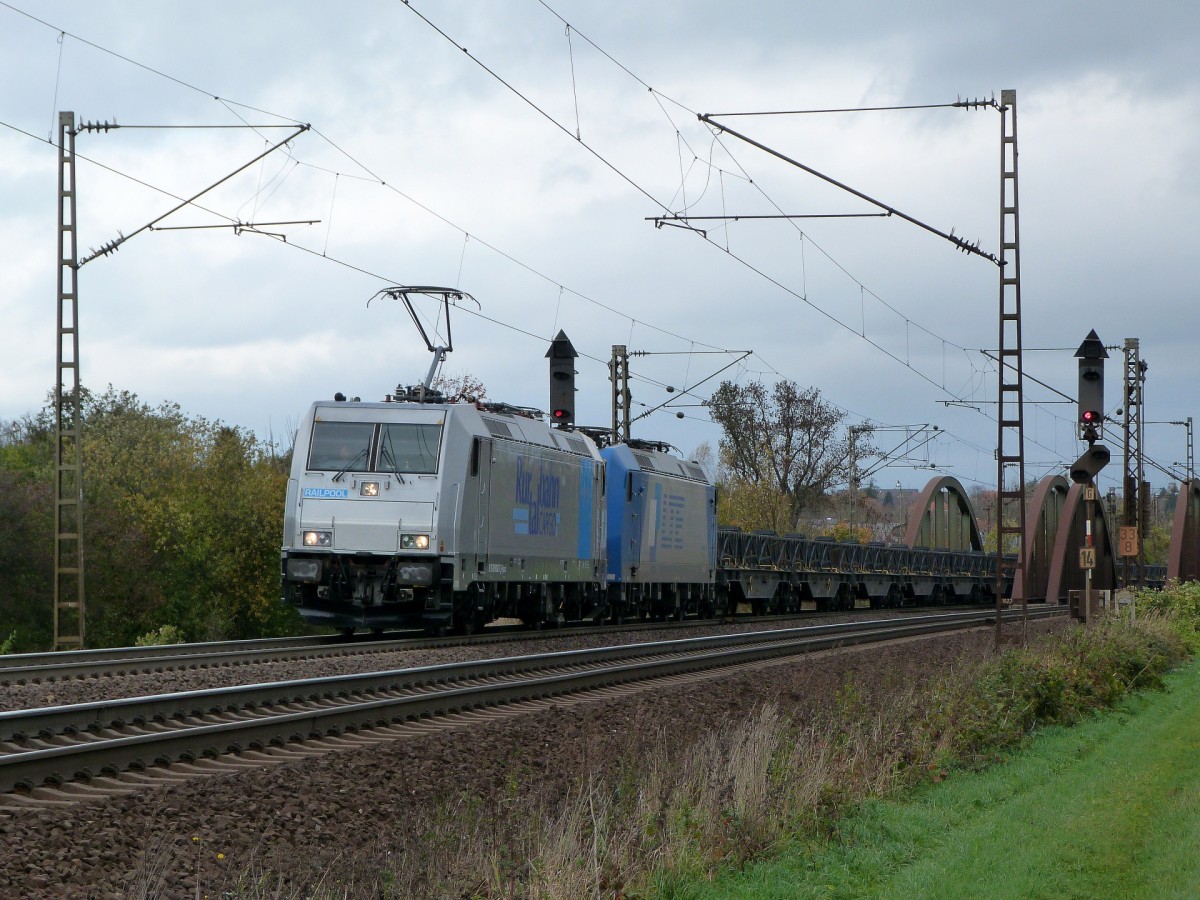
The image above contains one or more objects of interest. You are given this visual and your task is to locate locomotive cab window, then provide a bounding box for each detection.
[308,421,375,472]
[378,423,442,474]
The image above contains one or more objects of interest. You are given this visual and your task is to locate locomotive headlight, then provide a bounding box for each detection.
[302,530,332,548]
[360,481,380,497]
[400,533,430,550]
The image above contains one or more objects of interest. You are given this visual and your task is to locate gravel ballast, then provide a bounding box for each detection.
[0,611,940,713]
[0,621,1060,897]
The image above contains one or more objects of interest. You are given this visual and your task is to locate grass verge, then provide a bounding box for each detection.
[677,657,1200,899]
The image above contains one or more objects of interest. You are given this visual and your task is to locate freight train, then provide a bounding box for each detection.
[279,391,1004,636]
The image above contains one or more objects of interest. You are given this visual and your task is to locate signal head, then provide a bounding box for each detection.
[1070,443,1111,483]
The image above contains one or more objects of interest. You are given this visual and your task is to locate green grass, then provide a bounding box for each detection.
[673,660,1200,900]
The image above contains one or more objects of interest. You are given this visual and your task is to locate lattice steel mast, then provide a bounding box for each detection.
[47,116,310,650]
[995,90,1027,645]
[54,111,85,651]
[610,345,631,443]
[1122,338,1148,586]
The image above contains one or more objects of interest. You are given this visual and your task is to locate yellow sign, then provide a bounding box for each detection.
[1119,526,1139,557]
[1079,547,1097,569]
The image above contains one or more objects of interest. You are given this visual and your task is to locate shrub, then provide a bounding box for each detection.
[135,624,187,647]
[1138,580,1200,650]
[924,614,1185,771]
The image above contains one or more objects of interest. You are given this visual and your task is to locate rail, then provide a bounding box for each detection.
[0,608,1063,796]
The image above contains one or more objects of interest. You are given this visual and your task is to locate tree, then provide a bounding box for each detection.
[820,521,872,543]
[0,417,54,650]
[688,441,717,483]
[707,380,872,530]
[1144,523,1171,567]
[431,370,488,403]
[79,390,298,644]
[716,475,795,533]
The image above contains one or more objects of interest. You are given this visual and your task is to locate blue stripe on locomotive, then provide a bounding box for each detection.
[577,457,595,560]
[600,444,716,584]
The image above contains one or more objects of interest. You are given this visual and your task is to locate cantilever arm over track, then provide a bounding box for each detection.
[630,350,752,425]
[79,123,310,266]
[697,113,1000,265]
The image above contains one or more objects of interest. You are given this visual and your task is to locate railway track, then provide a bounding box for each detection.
[0,607,1062,806]
[0,605,991,686]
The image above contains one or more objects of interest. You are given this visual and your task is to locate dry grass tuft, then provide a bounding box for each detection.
[140,612,1188,898]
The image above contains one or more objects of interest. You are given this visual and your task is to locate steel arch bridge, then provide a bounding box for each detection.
[903,473,1188,604]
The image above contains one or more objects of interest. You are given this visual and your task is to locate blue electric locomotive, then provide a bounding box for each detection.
[600,440,718,620]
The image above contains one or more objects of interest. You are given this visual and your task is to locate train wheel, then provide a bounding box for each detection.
[839,586,854,611]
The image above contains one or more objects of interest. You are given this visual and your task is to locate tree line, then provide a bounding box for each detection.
[0,387,301,652]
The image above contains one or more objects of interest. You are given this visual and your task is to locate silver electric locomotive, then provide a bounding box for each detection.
[281,398,606,634]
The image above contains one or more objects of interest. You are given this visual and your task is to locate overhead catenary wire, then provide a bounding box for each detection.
[0,0,1021,397]
[399,0,679,222]
[0,3,1086,477]
[703,99,998,117]
[4,0,985,415]
[398,0,993,405]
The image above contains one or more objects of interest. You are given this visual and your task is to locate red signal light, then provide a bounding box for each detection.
[552,409,569,420]
[1081,409,1100,424]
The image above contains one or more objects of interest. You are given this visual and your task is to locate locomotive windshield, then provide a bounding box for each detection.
[378,422,442,474]
[308,421,375,471]
[305,420,443,473]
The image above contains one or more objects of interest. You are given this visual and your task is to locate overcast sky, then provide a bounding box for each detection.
[2,1,1198,496]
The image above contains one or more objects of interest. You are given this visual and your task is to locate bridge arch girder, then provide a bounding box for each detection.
[1044,482,1118,604]
[1167,478,1200,582]
[903,476,983,552]
[1014,475,1070,602]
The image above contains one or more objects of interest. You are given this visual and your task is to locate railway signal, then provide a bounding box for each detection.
[1075,329,1108,443]
[1071,330,1110,486]
[547,330,578,427]
[1070,435,1112,484]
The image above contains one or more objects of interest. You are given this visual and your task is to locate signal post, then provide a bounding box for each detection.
[1071,331,1110,622]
